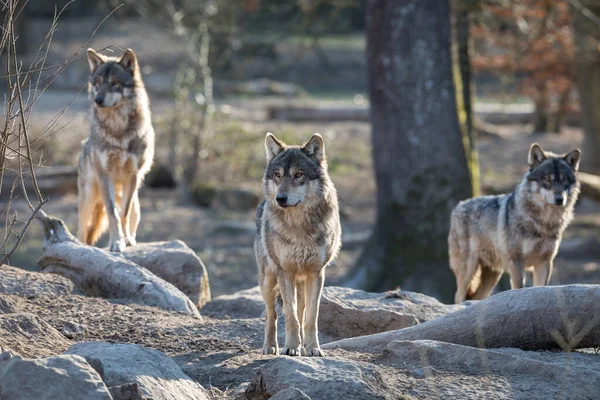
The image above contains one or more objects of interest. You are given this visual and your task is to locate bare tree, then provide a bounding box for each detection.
[346,0,473,302]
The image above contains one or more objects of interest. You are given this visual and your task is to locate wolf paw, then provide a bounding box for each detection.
[263,346,278,355]
[281,346,302,356]
[125,236,137,247]
[306,348,326,357]
[109,238,127,253]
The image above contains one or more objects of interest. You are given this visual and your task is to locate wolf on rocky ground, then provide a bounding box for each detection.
[254,132,342,356]
[77,48,154,252]
[449,143,581,304]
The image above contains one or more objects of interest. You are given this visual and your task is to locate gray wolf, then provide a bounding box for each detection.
[449,143,580,303]
[77,48,155,252]
[254,133,342,356]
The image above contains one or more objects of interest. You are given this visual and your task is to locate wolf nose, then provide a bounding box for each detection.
[276,193,288,205]
[555,196,564,205]
[94,96,104,105]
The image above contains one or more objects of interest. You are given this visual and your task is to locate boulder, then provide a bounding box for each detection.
[245,357,389,400]
[67,342,209,400]
[270,387,312,400]
[0,313,70,358]
[0,265,80,297]
[0,354,111,399]
[202,286,264,319]
[123,240,211,308]
[319,287,464,340]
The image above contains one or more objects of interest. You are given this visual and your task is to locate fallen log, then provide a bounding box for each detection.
[579,172,600,202]
[35,211,201,319]
[0,166,77,200]
[323,285,600,353]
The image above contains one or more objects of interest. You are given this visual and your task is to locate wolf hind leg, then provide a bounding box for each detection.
[452,240,480,304]
[469,267,502,300]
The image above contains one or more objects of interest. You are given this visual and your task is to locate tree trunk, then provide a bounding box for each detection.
[573,0,600,173]
[454,0,480,195]
[346,0,473,303]
[532,81,550,133]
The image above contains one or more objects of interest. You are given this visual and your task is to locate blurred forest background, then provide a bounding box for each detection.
[2,0,600,303]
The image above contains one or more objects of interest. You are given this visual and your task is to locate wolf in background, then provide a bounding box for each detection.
[449,143,581,303]
[78,48,154,252]
[255,132,342,356]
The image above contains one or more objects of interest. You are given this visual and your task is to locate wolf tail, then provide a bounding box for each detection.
[82,203,108,245]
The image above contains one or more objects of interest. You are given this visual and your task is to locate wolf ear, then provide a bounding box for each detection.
[119,48,138,74]
[265,132,285,161]
[87,48,106,72]
[564,149,581,171]
[302,133,326,165]
[528,143,546,168]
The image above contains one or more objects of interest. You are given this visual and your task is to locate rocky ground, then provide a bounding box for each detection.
[2,255,600,399]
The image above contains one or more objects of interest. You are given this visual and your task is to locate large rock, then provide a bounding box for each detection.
[0,265,80,297]
[319,287,464,340]
[203,286,463,340]
[380,340,600,399]
[0,313,70,358]
[0,354,111,399]
[67,342,209,400]
[123,240,211,308]
[202,286,264,319]
[245,357,389,400]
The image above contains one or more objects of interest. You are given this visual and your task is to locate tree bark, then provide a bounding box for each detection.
[454,0,480,195]
[324,285,600,353]
[346,0,473,303]
[573,0,600,173]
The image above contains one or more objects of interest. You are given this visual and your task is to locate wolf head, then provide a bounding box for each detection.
[87,48,139,108]
[526,143,580,207]
[263,133,328,209]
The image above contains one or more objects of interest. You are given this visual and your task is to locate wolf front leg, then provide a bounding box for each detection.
[533,260,553,286]
[97,171,126,252]
[278,271,302,356]
[259,271,279,355]
[304,270,326,357]
[121,173,140,246]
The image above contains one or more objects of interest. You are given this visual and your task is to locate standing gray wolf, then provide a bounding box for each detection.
[78,48,154,252]
[254,133,342,356]
[449,143,580,303]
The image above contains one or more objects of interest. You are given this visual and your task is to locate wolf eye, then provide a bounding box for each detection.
[294,172,303,179]
[112,80,121,87]
[274,171,281,179]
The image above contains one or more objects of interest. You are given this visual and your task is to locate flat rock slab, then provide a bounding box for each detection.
[67,342,209,400]
[0,354,111,399]
[203,286,463,340]
[319,286,464,340]
[0,264,80,297]
[0,313,70,358]
[123,240,211,308]
[379,340,600,399]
